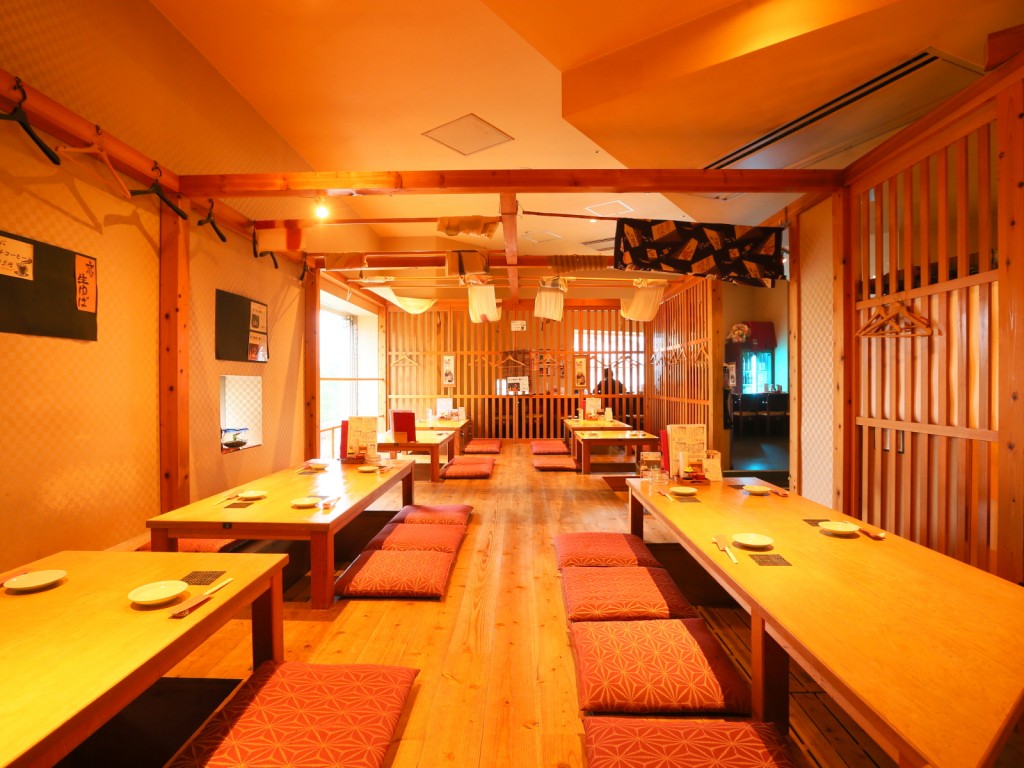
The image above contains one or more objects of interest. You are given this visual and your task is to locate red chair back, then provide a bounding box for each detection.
[390,410,417,442]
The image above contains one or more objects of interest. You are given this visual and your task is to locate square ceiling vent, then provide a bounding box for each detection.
[584,200,634,218]
[423,114,514,155]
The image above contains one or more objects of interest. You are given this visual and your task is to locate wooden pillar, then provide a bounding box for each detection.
[158,203,190,513]
[787,215,802,494]
[303,263,320,460]
[995,78,1024,583]
[709,279,729,469]
[832,187,855,515]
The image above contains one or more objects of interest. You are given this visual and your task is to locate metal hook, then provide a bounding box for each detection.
[151,161,162,180]
[12,77,27,107]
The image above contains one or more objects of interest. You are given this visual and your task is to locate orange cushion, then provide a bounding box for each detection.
[442,458,494,478]
[464,438,501,454]
[553,532,660,568]
[365,523,466,554]
[561,566,698,621]
[137,538,240,553]
[389,504,473,525]
[583,717,795,768]
[166,661,418,768]
[335,550,456,598]
[533,455,577,471]
[531,439,570,455]
[450,454,495,465]
[570,619,750,713]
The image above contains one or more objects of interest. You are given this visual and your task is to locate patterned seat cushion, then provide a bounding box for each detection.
[530,439,570,455]
[533,455,577,471]
[450,454,496,464]
[335,550,456,598]
[166,661,418,768]
[583,717,795,768]
[389,503,473,525]
[463,438,501,454]
[553,532,661,568]
[365,523,466,554]
[561,566,699,621]
[442,457,494,478]
[570,619,750,713]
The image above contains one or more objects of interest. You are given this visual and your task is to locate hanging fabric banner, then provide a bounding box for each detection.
[613,218,784,287]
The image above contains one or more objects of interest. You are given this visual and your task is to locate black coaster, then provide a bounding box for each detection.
[180,570,226,585]
[803,518,830,526]
[727,483,746,490]
[224,502,253,509]
[750,554,792,566]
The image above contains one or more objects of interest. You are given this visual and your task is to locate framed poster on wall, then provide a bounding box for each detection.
[216,289,269,362]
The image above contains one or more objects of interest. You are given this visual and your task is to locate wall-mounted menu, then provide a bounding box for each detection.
[0,230,98,341]
[215,289,269,362]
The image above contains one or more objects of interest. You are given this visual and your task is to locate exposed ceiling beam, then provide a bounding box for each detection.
[179,168,843,198]
[312,252,610,270]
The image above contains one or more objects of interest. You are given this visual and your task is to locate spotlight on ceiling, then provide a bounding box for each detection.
[314,197,329,220]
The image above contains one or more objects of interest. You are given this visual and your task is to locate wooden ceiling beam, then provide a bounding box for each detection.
[179,168,843,198]
[500,192,519,301]
[312,252,612,270]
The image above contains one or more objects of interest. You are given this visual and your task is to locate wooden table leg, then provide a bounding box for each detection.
[309,532,335,610]
[251,570,284,665]
[629,491,645,537]
[750,607,789,727]
[402,470,414,505]
[582,444,591,474]
[429,445,440,482]
[149,529,176,552]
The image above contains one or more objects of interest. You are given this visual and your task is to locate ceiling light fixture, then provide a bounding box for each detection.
[314,197,329,220]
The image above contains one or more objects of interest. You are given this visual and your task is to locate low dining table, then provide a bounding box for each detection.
[415,417,471,454]
[573,429,659,473]
[0,549,286,768]
[627,476,1024,768]
[148,459,414,609]
[562,416,631,447]
[377,429,455,482]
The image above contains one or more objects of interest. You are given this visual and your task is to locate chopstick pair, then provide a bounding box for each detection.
[169,577,233,618]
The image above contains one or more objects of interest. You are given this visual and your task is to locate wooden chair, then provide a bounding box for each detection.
[766,392,789,436]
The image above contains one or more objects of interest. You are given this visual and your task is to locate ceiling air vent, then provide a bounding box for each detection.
[423,114,514,156]
[581,237,616,252]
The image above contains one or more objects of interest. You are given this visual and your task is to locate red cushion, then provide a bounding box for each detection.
[533,456,577,471]
[464,438,501,454]
[166,661,418,768]
[389,504,473,525]
[553,532,661,568]
[335,550,456,598]
[531,439,570,455]
[561,566,698,621]
[365,523,466,554]
[570,619,750,713]
[137,538,239,553]
[442,457,494,478]
[583,717,795,768]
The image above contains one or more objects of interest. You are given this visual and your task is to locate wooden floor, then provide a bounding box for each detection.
[164,444,1022,768]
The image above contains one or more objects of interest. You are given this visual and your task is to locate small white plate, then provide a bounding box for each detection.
[291,497,321,508]
[306,459,331,470]
[4,569,67,591]
[358,465,380,473]
[237,490,267,500]
[669,486,698,497]
[733,533,774,549]
[819,521,860,535]
[128,580,188,605]
[742,485,772,496]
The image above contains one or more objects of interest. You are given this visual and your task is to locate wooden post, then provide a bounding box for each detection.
[303,263,320,460]
[995,79,1024,583]
[158,203,190,513]
[832,188,855,515]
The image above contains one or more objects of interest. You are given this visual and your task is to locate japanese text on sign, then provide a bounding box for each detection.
[74,254,97,312]
[0,236,34,280]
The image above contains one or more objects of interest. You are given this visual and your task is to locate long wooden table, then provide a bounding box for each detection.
[562,416,631,447]
[416,418,471,454]
[0,549,286,768]
[573,429,659,473]
[377,429,455,482]
[148,460,414,609]
[627,476,1024,768]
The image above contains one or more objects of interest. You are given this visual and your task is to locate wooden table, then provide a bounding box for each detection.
[627,477,1024,768]
[573,429,659,473]
[148,460,414,609]
[0,549,286,768]
[377,429,455,482]
[562,416,631,447]
[416,418,471,454]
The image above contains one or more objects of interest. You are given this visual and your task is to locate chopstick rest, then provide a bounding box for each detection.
[169,577,233,618]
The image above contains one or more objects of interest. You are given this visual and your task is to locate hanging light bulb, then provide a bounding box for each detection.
[314,196,329,220]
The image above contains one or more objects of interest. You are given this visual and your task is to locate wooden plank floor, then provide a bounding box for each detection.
[169,443,1023,768]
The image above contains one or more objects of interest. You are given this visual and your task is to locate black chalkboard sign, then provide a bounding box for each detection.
[215,289,269,362]
[0,230,98,341]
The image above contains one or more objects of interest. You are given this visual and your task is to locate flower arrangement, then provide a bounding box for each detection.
[728,323,750,343]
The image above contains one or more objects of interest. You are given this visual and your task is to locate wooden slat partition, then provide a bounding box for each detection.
[848,117,1003,572]
[385,306,649,440]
